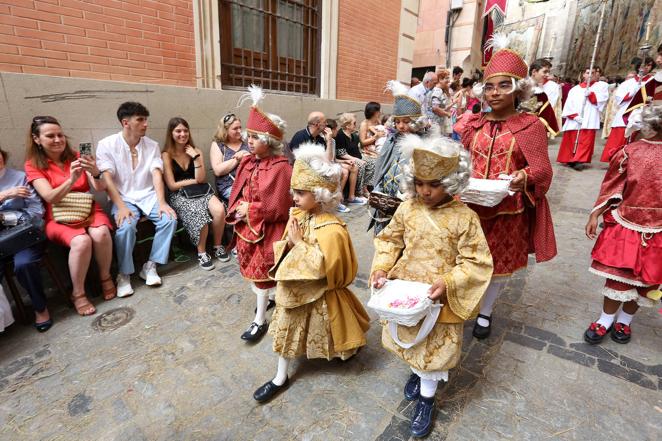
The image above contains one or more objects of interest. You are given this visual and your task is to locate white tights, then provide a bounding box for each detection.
[273,356,290,386]
[477,278,508,326]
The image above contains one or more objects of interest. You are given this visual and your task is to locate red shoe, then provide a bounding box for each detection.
[583,321,610,345]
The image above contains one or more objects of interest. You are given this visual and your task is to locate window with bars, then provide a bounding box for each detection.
[219,0,321,95]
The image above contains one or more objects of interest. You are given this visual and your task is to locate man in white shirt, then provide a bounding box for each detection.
[408,71,437,121]
[601,57,655,161]
[97,102,178,297]
[557,67,610,170]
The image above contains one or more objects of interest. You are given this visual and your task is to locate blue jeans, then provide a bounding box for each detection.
[112,201,178,275]
[0,245,47,312]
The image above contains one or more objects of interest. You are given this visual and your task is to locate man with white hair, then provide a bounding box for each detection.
[408,71,437,121]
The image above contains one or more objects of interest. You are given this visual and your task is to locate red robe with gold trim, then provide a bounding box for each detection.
[461,113,557,276]
[227,154,293,288]
[532,89,560,137]
[590,139,662,286]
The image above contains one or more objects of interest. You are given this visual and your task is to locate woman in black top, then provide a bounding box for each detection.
[210,113,250,204]
[162,117,229,270]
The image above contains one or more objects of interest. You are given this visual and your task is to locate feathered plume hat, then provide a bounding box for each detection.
[290,142,339,192]
[483,34,529,81]
[398,130,461,181]
[385,80,422,118]
[238,84,284,140]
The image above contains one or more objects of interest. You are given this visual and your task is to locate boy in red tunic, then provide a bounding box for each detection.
[458,34,557,339]
[583,105,662,345]
[227,86,293,342]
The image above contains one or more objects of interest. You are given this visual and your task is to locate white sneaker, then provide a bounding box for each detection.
[346,197,367,205]
[336,203,351,213]
[139,261,162,286]
[116,274,134,298]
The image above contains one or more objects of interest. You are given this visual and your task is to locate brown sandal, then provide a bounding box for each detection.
[100,277,117,301]
[71,293,96,316]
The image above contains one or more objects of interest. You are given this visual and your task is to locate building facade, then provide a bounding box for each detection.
[412,0,661,80]
[0,0,420,162]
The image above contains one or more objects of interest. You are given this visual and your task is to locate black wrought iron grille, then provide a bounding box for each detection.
[219,0,320,95]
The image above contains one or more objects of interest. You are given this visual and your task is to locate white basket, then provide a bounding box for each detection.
[460,177,512,207]
[367,280,435,327]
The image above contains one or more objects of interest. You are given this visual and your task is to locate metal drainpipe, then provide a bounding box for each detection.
[445,9,460,68]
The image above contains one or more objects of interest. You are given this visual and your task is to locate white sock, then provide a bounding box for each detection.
[596,310,616,329]
[253,294,268,326]
[419,379,438,398]
[615,310,634,326]
[478,279,507,326]
[273,356,290,386]
[268,289,275,302]
[198,252,206,257]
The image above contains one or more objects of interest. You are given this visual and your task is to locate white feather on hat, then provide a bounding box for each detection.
[484,33,511,53]
[237,84,265,107]
[384,80,410,97]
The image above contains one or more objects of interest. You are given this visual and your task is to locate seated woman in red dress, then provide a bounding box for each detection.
[458,34,557,339]
[583,104,662,345]
[25,116,115,316]
[226,86,293,342]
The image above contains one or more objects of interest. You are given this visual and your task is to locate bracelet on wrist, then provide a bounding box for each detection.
[192,154,201,160]
[194,165,202,168]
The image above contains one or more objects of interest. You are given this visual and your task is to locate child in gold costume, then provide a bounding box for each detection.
[371,133,493,438]
[253,142,370,404]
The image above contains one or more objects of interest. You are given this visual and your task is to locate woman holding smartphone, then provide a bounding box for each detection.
[25,116,115,316]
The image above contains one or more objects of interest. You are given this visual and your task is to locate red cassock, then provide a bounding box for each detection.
[601,126,628,162]
[226,154,293,288]
[461,113,557,276]
[589,139,662,287]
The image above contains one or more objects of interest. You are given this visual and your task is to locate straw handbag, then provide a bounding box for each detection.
[52,192,94,226]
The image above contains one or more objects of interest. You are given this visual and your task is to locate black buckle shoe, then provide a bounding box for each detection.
[583,321,611,345]
[253,377,289,403]
[404,373,420,401]
[472,314,492,340]
[610,322,631,344]
[241,321,268,342]
[254,299,276,314]
[410,396,436,438]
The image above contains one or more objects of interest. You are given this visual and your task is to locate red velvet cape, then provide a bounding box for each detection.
[461,112,557,263]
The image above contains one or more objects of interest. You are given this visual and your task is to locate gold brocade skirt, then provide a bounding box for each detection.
[382,321,463,372]
[270,296,359,360]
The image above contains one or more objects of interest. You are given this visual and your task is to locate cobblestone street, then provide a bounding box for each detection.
[1,139,661,441]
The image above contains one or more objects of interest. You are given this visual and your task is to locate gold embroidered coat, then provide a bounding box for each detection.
[268,209,370,360]
[371,199,493,372]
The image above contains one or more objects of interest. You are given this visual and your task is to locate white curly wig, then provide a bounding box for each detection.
[292,142,344,212]
[398,132,472,198]
[641,104,662,137]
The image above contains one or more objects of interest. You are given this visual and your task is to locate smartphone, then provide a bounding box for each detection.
[79,142,92,157]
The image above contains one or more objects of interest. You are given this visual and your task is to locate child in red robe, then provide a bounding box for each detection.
[458,34,557,339]
[227,86,293,343]
[583,104,662,345]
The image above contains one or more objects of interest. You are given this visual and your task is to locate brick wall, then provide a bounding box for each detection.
[335,0,401,103]
[0,0,196,86]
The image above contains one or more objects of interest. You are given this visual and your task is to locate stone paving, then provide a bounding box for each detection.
[1,138,661,441]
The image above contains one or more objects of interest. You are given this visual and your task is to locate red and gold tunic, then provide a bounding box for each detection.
[226,154,293,288]
[590,139,662,287]
[462,113,557,276]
